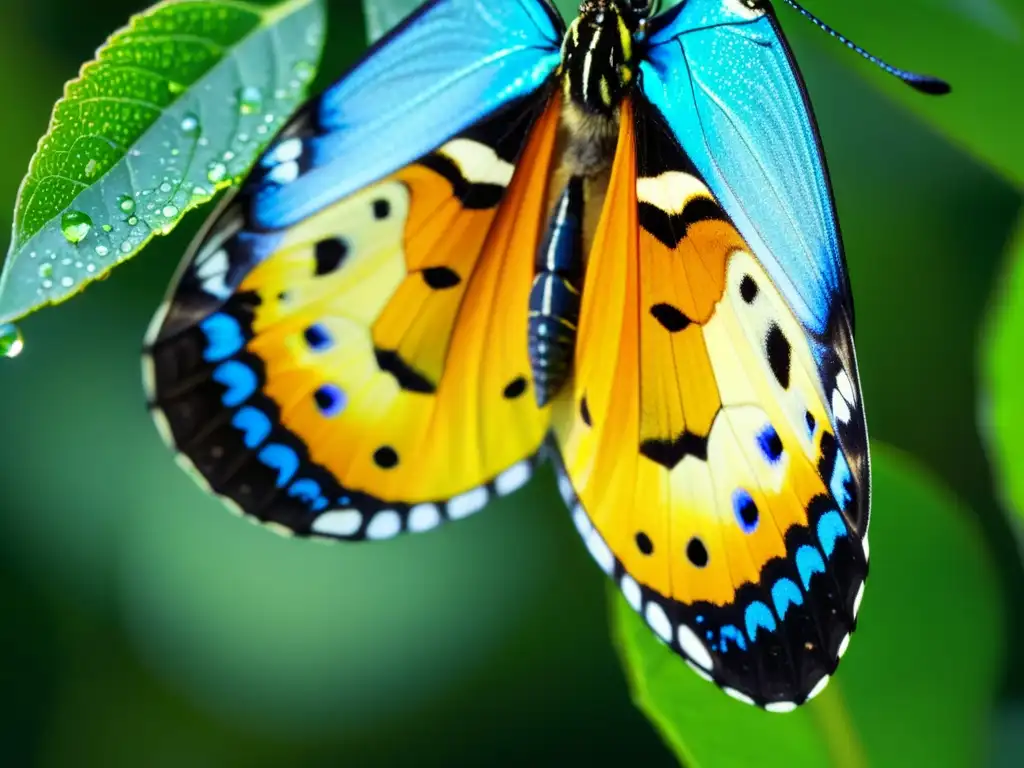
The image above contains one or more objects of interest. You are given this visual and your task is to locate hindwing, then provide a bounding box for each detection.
[145,94,562,539]
[551,97,870,710]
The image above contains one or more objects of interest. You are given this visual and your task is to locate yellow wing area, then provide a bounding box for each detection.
[551,98,868,708]
[146,97,562,539]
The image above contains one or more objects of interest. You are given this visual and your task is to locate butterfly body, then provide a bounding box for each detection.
[144,0,945,711]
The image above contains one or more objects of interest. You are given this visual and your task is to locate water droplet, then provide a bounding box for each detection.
[84,158,98,177]
[120,241,133,254]
[180,113,200,134]
[238,86,263,115]
[101,224,113,233]
[162,205,179,218]
[86,264,96,273]
[192,186,208,197]
[223,151,235,162]
[127,216,139,226]
[95,245,109,257]
[0,324,24,359]
[168,81,185,95]
[38,263,53,279]
[159,182,173,193]
[61,210,92,244]
[118,195,136,214]
[237,133,250,143]
[60,276,74,288]
[41,279,53,289]
[293,61,315,83]
[206,162,227,183]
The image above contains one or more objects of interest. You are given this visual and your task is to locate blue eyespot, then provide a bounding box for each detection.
[314,384,347,417]
[304,324,333,352]
[733,488,759,533]
[757,424,783,464]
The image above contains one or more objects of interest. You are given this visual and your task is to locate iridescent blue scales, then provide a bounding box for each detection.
[144,0,946,711]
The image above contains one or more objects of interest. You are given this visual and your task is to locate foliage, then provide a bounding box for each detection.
[0,0,325,325]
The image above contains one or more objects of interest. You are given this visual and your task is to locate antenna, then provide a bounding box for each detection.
[777,0,951,95]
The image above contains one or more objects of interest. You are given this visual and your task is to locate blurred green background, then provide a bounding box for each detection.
[0,0,1022,766]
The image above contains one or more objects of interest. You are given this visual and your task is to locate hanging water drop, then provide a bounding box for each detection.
[95,245,109,257]
[238,86,263,115]
[0,324,24,359]
[162,205,179,218]
[61,210,92,244]
[60,276,74,288]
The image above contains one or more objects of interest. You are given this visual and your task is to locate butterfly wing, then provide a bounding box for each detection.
[144,1,564,539]
[551,93,868,710]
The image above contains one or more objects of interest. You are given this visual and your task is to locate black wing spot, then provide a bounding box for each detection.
[504,376,528,399]
[422,267,462,289]
[650,303,692,332]
[372,199,391,220]
[375,348,436,394]
[580,395,592,427]
[640,431,708,468]
[765,323,792,389]
[315,238,349,276]
[635,532,654,555]
[374,446,399,469]
[686,537,709,568]
[740,274,758,303]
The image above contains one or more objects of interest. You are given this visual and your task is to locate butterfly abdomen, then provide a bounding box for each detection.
[529,176,585,406]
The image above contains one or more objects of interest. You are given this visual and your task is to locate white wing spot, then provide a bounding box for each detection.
[853,581,866,618]
[837,633,852,658]
[861,534,870,561]
[558,473,575,504]
[448,486,489,520]
[266,137,302,165]
[765,700,798,713]
[572,504,593,539]
[495,461,531,496]
[267,161,300,186]
[437,138,514,186]
[366,510,402,540]
[724,687,755,706]
[195,248,230,299]
[806,675,830,701]
[586,529,615,575]
[644,601,673,643]
[313,509,363,537]
[677,624,714,671]
[686,660,713,683]
[832,388,852,424]
[620,574,642,611]
[637,171,713,215]
[836,369,856,405]
[408,503,442,533]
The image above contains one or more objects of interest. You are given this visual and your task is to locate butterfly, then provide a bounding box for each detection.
[143,0,948,711]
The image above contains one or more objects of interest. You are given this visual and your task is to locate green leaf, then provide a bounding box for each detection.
[982,210,1024,524]
[0,0,326,325]
[613,443,1003,767]
[777,0,1024,188]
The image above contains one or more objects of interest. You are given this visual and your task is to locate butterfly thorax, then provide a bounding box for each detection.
[559,1,649,176]
[560,1,647,117]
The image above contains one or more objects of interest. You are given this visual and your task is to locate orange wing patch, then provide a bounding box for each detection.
[146,96,562,539]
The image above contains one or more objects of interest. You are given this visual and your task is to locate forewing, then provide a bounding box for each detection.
[642,0,847,335]
[551,97,869,710]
